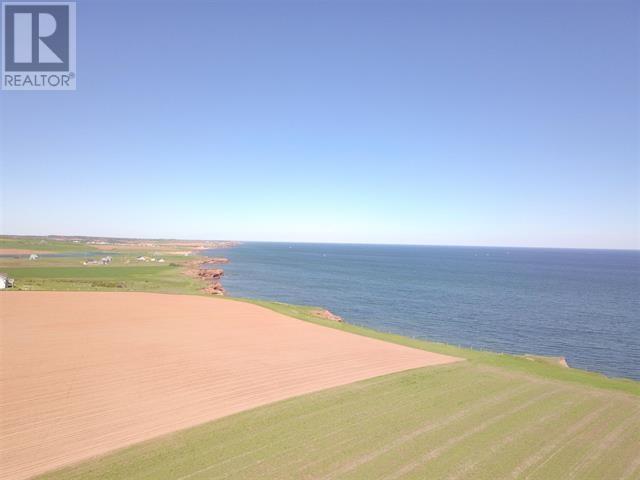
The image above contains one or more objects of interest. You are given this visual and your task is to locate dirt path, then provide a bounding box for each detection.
[0,291,460,480]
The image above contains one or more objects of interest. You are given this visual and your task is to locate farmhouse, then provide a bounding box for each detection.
[0,273,15,289]
[29,254,39,260]
[101,256,112,264]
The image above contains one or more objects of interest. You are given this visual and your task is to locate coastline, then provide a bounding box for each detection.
[231,297,640,396]
[201,242,640,382]
[1,235,637,387]
[2,236,639,480]
[174,246,638,393]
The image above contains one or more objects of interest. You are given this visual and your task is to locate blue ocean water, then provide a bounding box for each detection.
[204,243,640,381]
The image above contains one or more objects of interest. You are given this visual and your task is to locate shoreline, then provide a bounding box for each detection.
[1,235,637,386]
[163,245,637,386]
[196,243,639,383]
[231,296,639,394]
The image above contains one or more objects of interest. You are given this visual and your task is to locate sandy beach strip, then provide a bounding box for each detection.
[0,291,460,480]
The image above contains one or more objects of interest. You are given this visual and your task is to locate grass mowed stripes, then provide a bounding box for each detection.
[36,362,639,480]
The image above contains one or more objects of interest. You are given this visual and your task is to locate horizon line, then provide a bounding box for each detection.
[1,233,639,253]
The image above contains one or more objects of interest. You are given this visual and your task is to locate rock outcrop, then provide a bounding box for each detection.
[184,263,227,295]
[186,258,229,269]
[201,257,230,265]
[311,309,343,322]
[196,268,225,295]
[203,283,225,295]
[197,268,224,280]
[523,354,570,368]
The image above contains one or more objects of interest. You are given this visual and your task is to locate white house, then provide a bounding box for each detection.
[0,273,14,289]
[29,254,39,260]
[101,256,112,264]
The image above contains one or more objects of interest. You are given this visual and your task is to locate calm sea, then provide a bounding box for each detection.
[204,243,640,381]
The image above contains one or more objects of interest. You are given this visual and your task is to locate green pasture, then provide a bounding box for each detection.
[36,358,639,480]
[0,237,93,253]
[2,265,201,293]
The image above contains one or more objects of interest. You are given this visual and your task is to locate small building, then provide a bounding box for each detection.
[0,273,15,289]
[136,256,147,261]
[29,254,39,260]
[101,256,112,264]
[158,258,165,263]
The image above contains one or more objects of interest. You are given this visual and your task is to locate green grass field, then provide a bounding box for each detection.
[35,359,639,480]
[0,236,204,293]
[0,237,96,253]
[2,265,203,293]
[3,237,639,479]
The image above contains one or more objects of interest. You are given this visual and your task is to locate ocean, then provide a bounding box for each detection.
[204,243,640,381]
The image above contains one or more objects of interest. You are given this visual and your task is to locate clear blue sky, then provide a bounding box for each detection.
[1,0,638,249]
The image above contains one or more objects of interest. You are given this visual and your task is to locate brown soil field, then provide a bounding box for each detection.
[0,292,459,480]
[92,244,190,253]
[0,248,49,255]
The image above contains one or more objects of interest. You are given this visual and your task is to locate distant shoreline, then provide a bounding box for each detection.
[1,234,637,252]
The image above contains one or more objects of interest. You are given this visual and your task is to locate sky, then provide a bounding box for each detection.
[1,0,638,249]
